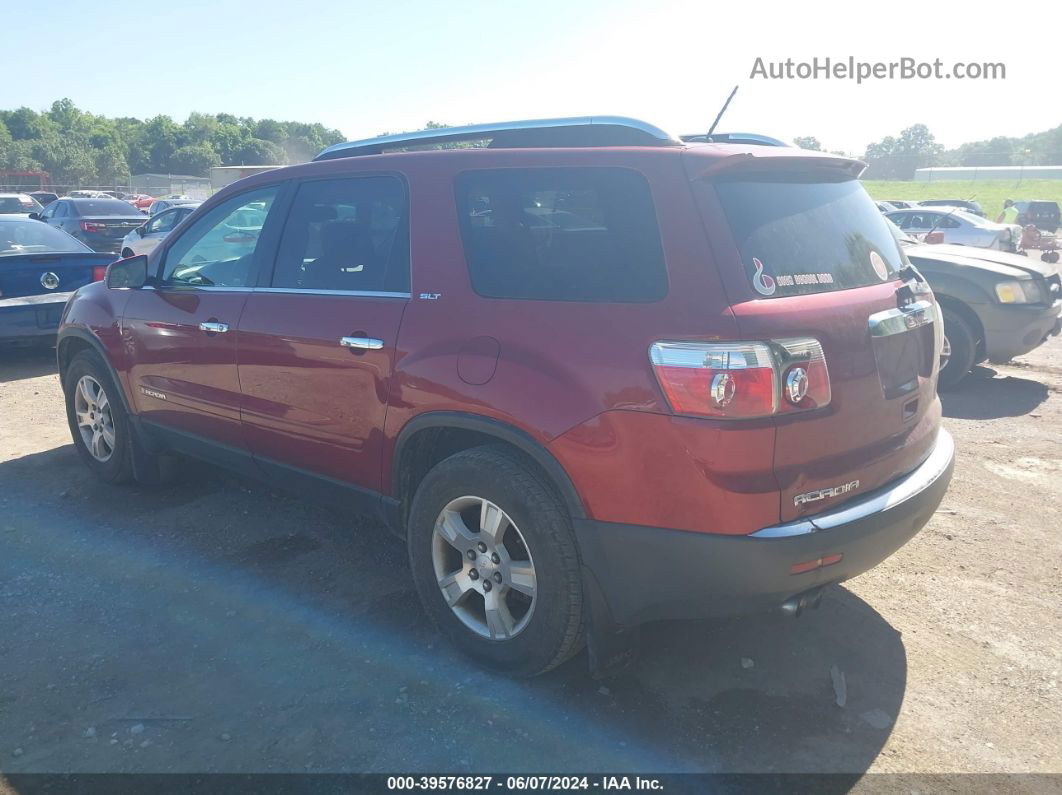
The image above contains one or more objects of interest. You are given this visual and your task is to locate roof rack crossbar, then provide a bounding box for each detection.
[314,116,682,160]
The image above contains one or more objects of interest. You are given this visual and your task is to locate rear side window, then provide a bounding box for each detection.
[455,168,667,302]
[271,176,409,293]
[712,176,906,298]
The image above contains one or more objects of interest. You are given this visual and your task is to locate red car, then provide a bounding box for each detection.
[126,194,154,212]
[56,117,954,677]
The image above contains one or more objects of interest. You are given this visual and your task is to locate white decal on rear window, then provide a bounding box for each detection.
[870,251,889,281]
[751,257,777,296]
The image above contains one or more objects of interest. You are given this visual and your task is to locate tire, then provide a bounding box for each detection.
[63,350,134,484]
[938,308,977,391]
[121,248,134,259]
[407,445,584,677]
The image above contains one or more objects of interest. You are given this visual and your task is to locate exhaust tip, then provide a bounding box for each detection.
[780,587,825,618]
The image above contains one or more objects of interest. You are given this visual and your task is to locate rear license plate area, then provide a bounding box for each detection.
[869,302,936,399]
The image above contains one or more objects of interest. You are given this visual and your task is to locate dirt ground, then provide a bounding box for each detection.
[0,335,1060,780]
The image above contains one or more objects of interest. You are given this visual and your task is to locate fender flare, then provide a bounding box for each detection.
[56,328,134,415]
[391,411,587,520]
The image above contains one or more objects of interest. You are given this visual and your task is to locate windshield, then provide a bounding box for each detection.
[74,199,142,216]
[711,175,906,297]
[0,219,93,256]
[886,217,917,245]
[0,196,42,214]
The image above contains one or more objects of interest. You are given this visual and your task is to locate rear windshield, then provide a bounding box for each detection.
[0,219,92,256]
[73,199,140,216]
[712,175,906,298]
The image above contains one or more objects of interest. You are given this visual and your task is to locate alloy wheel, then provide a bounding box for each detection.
[431,496,537,640]
[940,334,952,369]
[74,375,116,462]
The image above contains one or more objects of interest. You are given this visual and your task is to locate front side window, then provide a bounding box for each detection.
[161,187,278,288]
[271,176,409,293]
[455,167,667,302]
[146,209,179,235]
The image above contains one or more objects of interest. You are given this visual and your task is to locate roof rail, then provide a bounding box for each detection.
[681,132,790,147]
[314,116,682,161]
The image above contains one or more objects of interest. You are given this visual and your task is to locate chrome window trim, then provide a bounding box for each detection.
[254,287,411,299]
[143,285,411,298]
[751,428,954,538]
[146,285,254,292]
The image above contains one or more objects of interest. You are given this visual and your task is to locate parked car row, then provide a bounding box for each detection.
[876,197,1061,231]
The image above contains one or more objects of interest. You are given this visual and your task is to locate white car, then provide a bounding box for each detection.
[0,192,44,217]
[886,207,1021,251]
[119,203,201,258]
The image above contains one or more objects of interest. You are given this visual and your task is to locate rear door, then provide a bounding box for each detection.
[693,170,942,522]
[122,185,282,448]
[236,174,410,493]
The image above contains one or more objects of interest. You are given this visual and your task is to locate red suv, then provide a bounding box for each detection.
[57,117,955,677]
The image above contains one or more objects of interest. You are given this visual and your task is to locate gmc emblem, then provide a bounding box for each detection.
[794,480,860,507]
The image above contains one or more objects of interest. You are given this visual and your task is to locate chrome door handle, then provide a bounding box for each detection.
[340,336,384,350]
[199,321,230,333]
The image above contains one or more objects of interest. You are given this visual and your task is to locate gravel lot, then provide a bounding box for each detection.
[0,337,1059,778]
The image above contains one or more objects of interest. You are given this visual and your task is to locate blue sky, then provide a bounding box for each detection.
[1,0,1054,153]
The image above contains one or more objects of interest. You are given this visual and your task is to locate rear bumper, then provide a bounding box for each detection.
[574,429,955,628]
[980,300,1061,361]
[0,292,75,342]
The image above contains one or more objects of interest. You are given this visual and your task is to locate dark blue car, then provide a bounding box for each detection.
[32,197,148,254]
[0,216,113,346]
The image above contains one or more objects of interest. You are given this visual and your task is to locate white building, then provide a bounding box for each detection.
[914,166,1062,182]
[210,165,283,192]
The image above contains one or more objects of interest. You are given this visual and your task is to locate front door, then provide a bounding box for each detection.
[237,175,410,493]
[123,185,282,449]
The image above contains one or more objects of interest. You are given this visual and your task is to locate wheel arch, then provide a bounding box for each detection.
[390,412,587,534]
[56,329,134,414]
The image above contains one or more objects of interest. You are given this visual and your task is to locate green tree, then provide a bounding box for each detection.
[793,136,822,151]
[864,124,943,179]
[230,138,285,165]
[169,143,221,176]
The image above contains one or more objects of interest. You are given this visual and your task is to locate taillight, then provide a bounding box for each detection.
[92,265,108,282]
[80,221,104,233]
[649,338,830,420]
[774,338,831,414]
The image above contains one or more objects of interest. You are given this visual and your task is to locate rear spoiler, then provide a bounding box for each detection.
[688,150,866,180]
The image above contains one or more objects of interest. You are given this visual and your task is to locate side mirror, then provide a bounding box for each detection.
[106,254,149,289]
[136,225,146,237]
[28,212,41,221]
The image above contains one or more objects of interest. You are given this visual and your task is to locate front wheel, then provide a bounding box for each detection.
[407,446,584,677]
[64,351,134,483]
[938,308,978,390]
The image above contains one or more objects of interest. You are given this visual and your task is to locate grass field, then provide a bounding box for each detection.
[861,179,1062,221]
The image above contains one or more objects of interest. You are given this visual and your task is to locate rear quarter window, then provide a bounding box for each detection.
[455,167,667,302]
[710,175,906,298]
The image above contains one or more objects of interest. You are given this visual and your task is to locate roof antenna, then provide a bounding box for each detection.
[707,85,739,139]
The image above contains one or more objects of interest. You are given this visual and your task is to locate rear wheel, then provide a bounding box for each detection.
[938,308,977,390]
[121,248,134,259]
[407,446,584,677]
